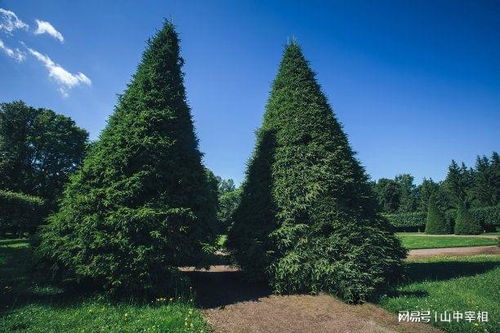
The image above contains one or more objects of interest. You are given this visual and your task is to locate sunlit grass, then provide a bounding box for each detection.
[397,233,497,249]
[378,255,500,333]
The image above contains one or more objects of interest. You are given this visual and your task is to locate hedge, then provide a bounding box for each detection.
[446,206,500,232]
[385,205,499,232]
[0,190,45,236]
[383,212,426,232]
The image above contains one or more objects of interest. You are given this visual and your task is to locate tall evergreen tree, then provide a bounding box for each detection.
[445,160,473,208]
[425,193,450,234]
[38,22,217,294]
[472,152,499,207]
[228,42,406,303]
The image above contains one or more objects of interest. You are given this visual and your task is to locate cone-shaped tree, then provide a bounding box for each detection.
[454,205,482,235]
[425,194,450,234]
[227,42,406,303]
[37,22,217,294]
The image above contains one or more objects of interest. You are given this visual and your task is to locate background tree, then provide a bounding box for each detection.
[228,42,406,303]
[417,178,449,212]
[215,177,241,233]
[472,152,499,207]
[454,205,482,235]
[395,174,417,213]
[445,160,473,209]
[0,101,88,211]
[425,193,450,234]
[38,22,217,295]
[373,178,401,213]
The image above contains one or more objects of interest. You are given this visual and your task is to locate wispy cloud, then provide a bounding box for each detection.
[27,47,91,97]
[34,19,64,43]
[0,38,25,62]
[0,8,29,33]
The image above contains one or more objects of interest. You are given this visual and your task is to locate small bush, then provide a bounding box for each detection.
[425,196,451,234]
[0,190,44,236]
[454,206,482,235]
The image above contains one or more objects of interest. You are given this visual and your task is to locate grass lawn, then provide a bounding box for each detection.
[397,233,498,249]
[378,255,500,333]
[0,238,210,332]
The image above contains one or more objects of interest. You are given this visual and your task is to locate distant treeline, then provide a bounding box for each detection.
[372,152,499,214]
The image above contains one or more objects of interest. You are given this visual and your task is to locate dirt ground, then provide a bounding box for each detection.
[183,265,441,333]
[182,246,499,332]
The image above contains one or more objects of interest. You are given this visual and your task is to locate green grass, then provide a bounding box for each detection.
[397,233,498,249]
[378,255,500,333]
[0,239,210,332]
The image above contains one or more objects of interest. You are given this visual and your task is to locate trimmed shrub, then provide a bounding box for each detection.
[425,195,451,234]
[227,42,406,303]
[454,206,482,235]
[383,212,426,232]
[0,190,44,236]
[37,22,217,295]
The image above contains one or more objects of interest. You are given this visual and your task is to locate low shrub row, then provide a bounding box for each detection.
[383,212,426,232]
[385,205,500,232]
[0,190,45,236]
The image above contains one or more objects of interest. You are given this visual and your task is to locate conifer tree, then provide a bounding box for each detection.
[425,194,450,234]
[38,22,217,294]
[228,42,406,303]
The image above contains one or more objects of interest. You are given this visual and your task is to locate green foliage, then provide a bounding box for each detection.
[454,206,482,235]
[472,152,499,207]
[0,190,44,236]
[394,174,417,213]
[228,42,406,303]
[389,205,499,232]
[37,22,217,295]
[216,177,241,233]
[425,194,451,234]
[373,178,401,213]
[0,101,88,212]
[383,212,427,231]
[445,160,474,208]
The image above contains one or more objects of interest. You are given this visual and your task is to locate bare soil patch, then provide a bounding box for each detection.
[183,265,441,333]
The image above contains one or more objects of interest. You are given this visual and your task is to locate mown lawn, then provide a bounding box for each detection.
[0,238,210,332]
[397,233,498,249]
[378,255,500,333]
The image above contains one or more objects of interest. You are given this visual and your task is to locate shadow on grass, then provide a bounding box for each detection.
[405,260,499,283]
[0,242,116,319]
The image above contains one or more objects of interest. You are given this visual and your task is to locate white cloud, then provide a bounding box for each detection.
[34,19,64,43]
[0,8,29,33]
[27,47,91,97]
[0,38,25,62]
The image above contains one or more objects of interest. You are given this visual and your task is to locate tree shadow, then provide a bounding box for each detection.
[184,267,272,309]
[405,260,499,283]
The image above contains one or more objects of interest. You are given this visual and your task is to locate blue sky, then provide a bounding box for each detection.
[1,0,499,185]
